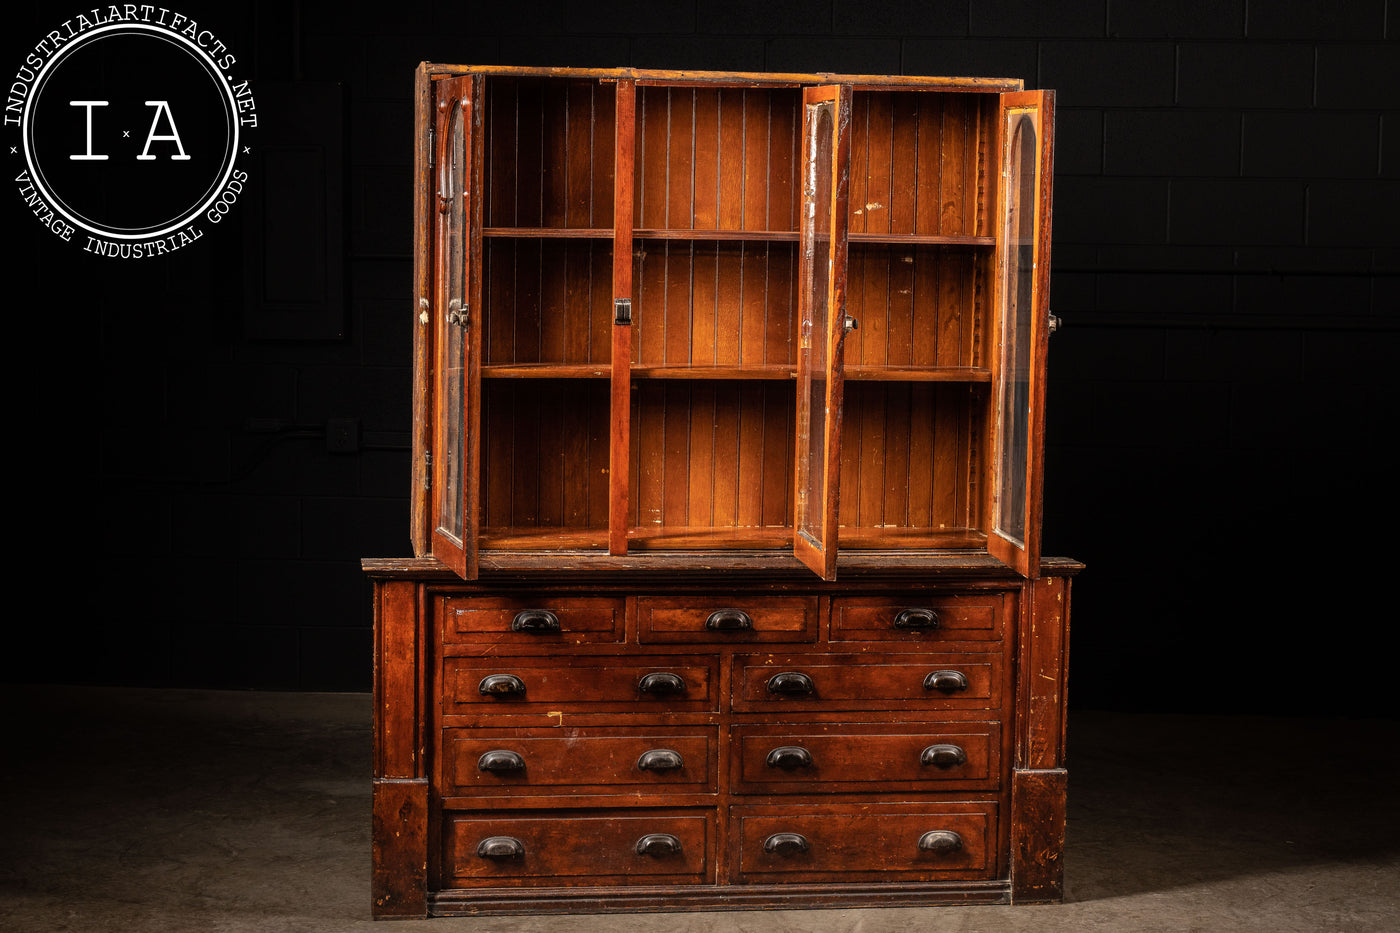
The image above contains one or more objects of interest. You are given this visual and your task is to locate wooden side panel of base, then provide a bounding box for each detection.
[1009,768,1066,903]
[373,778,430,919]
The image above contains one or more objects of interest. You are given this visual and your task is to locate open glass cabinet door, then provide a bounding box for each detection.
[794,85,851,581]
[430,75,480,580]
[989,90,1054,579]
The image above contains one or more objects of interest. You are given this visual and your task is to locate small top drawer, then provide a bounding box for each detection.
[830,594,1008,643]
[440,595,625,645]
[636,596,818,644]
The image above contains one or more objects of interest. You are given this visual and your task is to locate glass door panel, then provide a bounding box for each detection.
[794,85,850,581]
[990,90,1053,579]
[432,75,479,579]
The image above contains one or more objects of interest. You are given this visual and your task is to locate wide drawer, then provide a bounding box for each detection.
[443,810,713,887]
[440,595,624,645]
[830,593,1008,643]
[732,802,996,884]
[635,596,818,644]
[731,722,999,793]
[445,726,717,795]
[444,656,720,713]
[732,653,1002,712]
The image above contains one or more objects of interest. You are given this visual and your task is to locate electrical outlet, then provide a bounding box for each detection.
[326,418,360,454]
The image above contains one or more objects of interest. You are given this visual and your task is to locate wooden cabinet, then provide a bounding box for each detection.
[366,65,1079,918]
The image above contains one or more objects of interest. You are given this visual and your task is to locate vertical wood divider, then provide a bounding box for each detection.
[610,79,637,555]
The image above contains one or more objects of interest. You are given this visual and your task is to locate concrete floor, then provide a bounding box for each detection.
[2,684,1396,933]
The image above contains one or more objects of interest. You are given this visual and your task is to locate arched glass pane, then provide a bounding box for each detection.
[996,112,1036,548]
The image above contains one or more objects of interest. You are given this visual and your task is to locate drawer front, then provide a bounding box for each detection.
[443,810,713,887]
[636,596,818,644]
[732,803,996,884]
[445,657,719,713]
[440,595,624,645]
[830,593,1007,643]
[731,722,999,794]
[446,726,717,795]
[732,653,1001,712]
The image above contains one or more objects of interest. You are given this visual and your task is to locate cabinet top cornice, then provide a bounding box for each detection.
[419,63,1025,93]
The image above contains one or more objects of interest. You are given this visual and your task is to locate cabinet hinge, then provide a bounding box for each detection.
[447,300,469,328]
[423,451,431,490]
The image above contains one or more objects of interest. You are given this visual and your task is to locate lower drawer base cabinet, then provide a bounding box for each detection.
[366,557,1078,917]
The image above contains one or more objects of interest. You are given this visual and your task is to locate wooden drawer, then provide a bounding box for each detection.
[443,810,714,887]
[440,595,624,645]
[830,593,1007,643]
[732,653,1002,712]
[732,802,996,884]
[731,722,999,794]
[635,596,818,644]
[444,656,720,713]
[445,726,718,796]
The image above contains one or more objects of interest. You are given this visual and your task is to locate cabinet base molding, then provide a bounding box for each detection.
[429,881,1012,916]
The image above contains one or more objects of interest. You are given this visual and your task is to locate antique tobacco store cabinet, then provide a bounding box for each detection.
[365,64,1079,918]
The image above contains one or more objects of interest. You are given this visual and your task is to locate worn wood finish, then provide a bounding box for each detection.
[374,579,425,779]
[731,802,997,884]
[730,722,1000,793]
[377,65,1073,919]
[829,592,1008,643]
[372,778,430,918]
[443,810,714,886]
[438,594,625,645]
[444,726,718,796]
[444,655,721,713]
[1019,574,1072,770]
[1009,768,1067,902]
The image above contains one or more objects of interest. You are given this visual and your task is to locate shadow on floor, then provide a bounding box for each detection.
[2,685,1397,932]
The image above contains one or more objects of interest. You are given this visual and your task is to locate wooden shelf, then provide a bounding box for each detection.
[845,365,991,383]
[849,233,994,246]
[627,526,793,549]
[478,527,609,550]
[483,227,613,238]
[482,364,989,382]
[482,363,611,379]
[631,364,794,380]
[838,527,989,549]
[634,228,799,242]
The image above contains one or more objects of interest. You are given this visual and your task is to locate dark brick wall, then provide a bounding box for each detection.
[7,1,1396,713]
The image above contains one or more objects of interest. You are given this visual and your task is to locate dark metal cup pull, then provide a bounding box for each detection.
[765,745,814,770]
[920,744,967,769]
[478,673,527,697]
[767,671,815,697]
[638,672,688,695]
[476,836,525,859]
[763,832,810,857]
[917,830,963,854]
[923,670,969,693]
[511,609,560,634]
[637,748,684,772]
[893,608,940,631]
[635,833,682,857]
[705,608,753,631]
[477,749,526,773]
